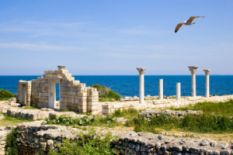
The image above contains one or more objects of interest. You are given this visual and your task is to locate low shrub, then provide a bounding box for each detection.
[46,115,95,126]
[49,132,116,155]
[92,84,121,101]
[6,129,18,155]
[0,89,15,100]
[46,115,118,127]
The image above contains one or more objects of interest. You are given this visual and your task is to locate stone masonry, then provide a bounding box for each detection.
[12,123,233,155]
[17,66,100,114]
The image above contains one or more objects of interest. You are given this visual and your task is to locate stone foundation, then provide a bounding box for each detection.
[10,123,233,155]
[140,109,203,119]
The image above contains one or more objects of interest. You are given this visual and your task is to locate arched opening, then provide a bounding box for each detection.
[55,81,60,109]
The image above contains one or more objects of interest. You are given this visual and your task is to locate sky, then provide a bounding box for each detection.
[0,0,233,75]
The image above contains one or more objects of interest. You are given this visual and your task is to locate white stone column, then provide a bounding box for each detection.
[136,68,145,104]
[203,69,210,98]
[48,79,56,109]
[188,66,198,97]
[176,82,181,100]
[159,79,163,100]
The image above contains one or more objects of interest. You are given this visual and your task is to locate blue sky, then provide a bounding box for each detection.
[0,0,233,75]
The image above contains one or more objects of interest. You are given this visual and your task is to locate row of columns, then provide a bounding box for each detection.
[189,66,210,98]
[137,66,210,104]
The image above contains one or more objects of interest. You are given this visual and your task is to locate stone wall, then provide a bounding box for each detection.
[112,132,233,155]
[17,66,100,114]
[11,123,233,155]
[31,78,49,108]
[17,80,31,106]
[0,127,12,155]
[140,109,203,119]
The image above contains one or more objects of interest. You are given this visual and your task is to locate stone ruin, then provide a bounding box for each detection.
[17,66,100,114]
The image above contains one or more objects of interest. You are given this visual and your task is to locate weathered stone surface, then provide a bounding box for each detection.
[12,123,233,155]
[0,127,13,155]
[112,132,233,155]
[0,101,85,120]
[140,109,203,119]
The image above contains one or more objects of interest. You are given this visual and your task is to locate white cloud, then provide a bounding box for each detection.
[0,42,84,52]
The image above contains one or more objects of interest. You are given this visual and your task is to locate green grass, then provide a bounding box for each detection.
[112,109,139,119]
[128,114,233,133]
[49,131,116,155]
[173,100,233,116]
[92,84,121,102]
[127,100,233,133]
[0,115,30,126]
[46,115,119,127]
[22,106,37,110]
[46,109,139,127]
[0,89,15,100]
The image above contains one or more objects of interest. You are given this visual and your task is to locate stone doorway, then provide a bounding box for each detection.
[48,80,60,110]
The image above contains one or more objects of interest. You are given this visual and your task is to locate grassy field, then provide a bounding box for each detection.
[172,100,233,116]
[0,115,30,126]
[45,100,233,135]
[46,109,139,127]
[128,114,233,133]
[128,100,233,133]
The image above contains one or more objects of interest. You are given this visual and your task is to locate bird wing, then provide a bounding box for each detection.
[175,23,184,33]
[186,16,204,24]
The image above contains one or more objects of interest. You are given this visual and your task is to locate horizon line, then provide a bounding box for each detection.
[0,74,233,76]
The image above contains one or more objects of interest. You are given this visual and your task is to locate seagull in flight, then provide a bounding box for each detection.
[175,16,204,33]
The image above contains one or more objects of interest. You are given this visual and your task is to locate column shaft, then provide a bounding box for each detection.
[159,79,163,100]
[139,74,144,103]
[205,74,210,97]
[191,73,196,97]
[188,66,198,97]
[137,68,145,104]
[176,82,181,100]
[204,70,210,98]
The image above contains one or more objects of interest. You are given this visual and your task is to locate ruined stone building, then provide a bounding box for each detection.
[17,66,100,114]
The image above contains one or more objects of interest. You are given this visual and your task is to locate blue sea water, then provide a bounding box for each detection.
[0,75,233,97]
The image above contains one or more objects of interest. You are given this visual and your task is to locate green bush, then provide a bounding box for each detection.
[92,84,121,101]
[0,89,15,100]
[46,115,95,126]
[49,132,115,155]
[46,115,118,127]
[6,129,18,155]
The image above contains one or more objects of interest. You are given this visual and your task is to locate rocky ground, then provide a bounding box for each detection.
[13,122,233,155]
[1,96,233,154]
[140,109,203,119]
[1,95,233,120]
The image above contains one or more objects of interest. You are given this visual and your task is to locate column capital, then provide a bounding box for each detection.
[188,66,198,74]
[58,65,66,70]
[203,69,210,75]
[136,68,145,74]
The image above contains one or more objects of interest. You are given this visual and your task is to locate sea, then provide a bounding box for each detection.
[0,75,233,97]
